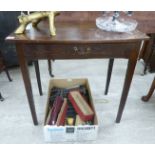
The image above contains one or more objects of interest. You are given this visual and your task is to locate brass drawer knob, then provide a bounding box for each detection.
[86,47,91,52]
[73,46,78,52]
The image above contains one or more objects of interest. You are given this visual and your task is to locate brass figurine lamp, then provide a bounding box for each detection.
[15,11,59,36]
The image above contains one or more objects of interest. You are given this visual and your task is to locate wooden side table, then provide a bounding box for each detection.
[0,50,12,82]
[0,92,4,101]
[141,77,155,102]
[0,50,12,101]
[6,21,148,125]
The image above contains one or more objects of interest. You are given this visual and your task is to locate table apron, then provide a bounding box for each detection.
[23,42,139,60]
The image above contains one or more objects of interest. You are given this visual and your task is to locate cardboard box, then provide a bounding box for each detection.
[44,78,98,142]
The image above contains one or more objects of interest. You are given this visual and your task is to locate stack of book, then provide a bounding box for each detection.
[45,85,95,126]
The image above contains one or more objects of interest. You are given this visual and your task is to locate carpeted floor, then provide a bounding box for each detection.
[0,59,155,143]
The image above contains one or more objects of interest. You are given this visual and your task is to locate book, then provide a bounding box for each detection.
[66,100,77,117]
[75,115,85,126]
[68,91,94,121]
[48,96,64,125]
[56,98,68,126]
[45,107,53,125]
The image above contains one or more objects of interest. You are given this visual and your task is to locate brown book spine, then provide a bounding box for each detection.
[48,96,64,125]
[56,98,68,126]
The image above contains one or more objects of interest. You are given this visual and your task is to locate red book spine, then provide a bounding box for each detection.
[68,91,94,121]
[59,103,68,126]
[48,96,64,125]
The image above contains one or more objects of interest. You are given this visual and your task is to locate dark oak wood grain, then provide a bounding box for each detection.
[6,21,148,125]
[7,22,148,43]
[105,58,114,95]
[16,43,38,125]
[34,60,43,96]
[23,42,139,60]
[141,77,155,102]
[0,50,12,81]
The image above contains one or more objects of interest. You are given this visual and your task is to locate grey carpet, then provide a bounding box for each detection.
[0,59,154,143]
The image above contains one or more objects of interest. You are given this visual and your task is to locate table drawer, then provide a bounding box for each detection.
[24,43,138,60]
